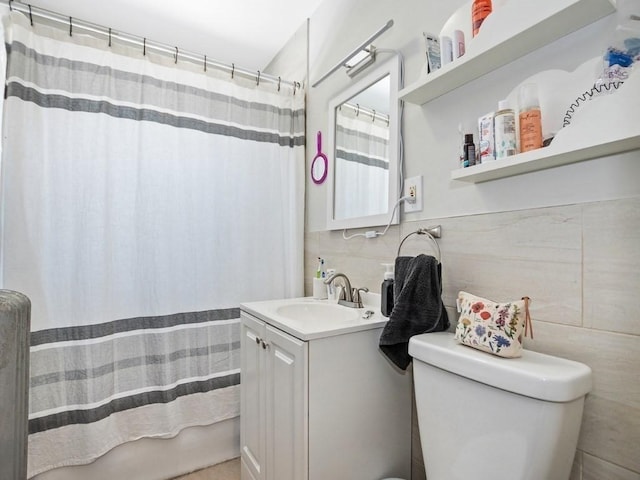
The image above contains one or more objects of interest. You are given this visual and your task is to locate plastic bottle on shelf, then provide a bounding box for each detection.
[472,0,493,37]
[381,264,394,317]
[494,99,517,159]
[518,83,543,153]
[463,133,476,167]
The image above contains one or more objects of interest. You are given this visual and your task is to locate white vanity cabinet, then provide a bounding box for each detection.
[240,311,307,480]
[240,299,412,480]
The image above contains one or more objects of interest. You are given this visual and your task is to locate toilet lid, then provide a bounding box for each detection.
[409,332,592,402]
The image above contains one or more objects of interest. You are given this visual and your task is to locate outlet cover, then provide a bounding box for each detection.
[404,175,423,213]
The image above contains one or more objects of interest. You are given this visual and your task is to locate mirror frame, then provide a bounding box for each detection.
[326,55,400,231]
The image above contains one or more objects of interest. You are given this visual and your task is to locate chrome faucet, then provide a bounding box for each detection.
[324,272,368,308]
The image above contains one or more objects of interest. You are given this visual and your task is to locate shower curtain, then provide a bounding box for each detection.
[0,13,305,477]
[334,105,389,220]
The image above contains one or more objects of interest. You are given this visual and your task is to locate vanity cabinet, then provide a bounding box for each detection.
[239,304,411,480]
[240,312,307,480]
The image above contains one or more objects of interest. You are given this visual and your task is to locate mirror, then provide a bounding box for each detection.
[311,131,328,184]
[327,56,400,230]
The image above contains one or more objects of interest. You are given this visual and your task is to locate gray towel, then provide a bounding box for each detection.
[379,254,449,370]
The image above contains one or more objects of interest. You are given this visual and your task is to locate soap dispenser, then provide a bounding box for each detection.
[381,263,394,317]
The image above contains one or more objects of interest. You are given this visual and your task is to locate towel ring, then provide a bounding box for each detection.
[397,226,442,263]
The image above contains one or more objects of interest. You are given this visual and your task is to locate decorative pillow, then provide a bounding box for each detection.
[454,291,533,358]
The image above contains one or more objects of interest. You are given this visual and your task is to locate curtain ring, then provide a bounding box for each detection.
[356,104,360,116]
[69,16,72,37]
[143,38,146,56]
[293,81,298,95]
[174,46,178,64]
[8,0,12,11]
[108,27,112,47]
[277,76,281,92]
[203,55,207,72]
[231,63,235,79]
[372,109,376,122]
[256,70,260,86]
[28,4,34,26]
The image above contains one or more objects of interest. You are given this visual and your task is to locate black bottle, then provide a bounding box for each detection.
[381,265,394,317]
[463,133,476,167]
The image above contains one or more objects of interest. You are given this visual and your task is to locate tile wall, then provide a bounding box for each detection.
[304,197,640,479]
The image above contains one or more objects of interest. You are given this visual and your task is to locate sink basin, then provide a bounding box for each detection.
[276,302,360,322]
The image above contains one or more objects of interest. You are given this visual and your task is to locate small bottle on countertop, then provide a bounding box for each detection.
[381,264,394,317]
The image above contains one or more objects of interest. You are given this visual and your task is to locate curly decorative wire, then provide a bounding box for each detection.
[562,81,624,127]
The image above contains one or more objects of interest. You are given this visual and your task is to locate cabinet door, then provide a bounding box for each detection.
[264,325,308,480]
[240,314,266,480]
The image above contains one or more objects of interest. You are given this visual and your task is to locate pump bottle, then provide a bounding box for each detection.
[381,264,394,317]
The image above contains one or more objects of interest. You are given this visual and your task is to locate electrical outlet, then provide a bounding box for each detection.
[404,175,423,213]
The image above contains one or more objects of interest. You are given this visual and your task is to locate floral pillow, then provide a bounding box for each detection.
[454,291,533,358]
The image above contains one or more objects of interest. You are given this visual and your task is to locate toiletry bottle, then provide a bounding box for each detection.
[453,30,465,58]
[440,36,453,66]
[472,0,493,37]
[478,112,495,162]
[518,83,543,153]
[381,264,394,317]
[494,99,517,159]
[463,133,476,167]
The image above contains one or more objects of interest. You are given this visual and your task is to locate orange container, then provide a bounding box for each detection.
[472,0,493,37]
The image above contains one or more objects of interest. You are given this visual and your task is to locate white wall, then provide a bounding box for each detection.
[306,0,640,232]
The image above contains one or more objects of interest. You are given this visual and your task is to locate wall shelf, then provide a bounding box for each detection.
[451,67,640,183]
[451,133,640,183]
[399,0,615,105]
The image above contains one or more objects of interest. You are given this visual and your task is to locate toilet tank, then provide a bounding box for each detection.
[409,332,592,480]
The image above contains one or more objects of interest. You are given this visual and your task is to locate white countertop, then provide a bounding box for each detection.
[240,293,387,341]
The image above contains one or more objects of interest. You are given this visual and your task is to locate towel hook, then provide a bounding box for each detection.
[397,226,442,262]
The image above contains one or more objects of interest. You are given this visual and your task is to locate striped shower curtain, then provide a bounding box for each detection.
[333,105,389,220]
[0,13,305,477]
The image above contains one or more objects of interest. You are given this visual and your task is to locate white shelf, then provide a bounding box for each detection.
[451,134,640,183]
[451,68,640,183]
[399,0,615,105]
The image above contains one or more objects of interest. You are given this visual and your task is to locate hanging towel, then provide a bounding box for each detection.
[379,254,449,370]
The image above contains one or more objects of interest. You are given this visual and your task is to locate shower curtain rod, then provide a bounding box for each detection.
[1,0,302,92]
[340,101,389,125]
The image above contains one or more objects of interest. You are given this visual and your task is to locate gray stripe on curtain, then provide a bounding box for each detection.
[7,41,305,130]
[31,308,240,345]
[29,309,241,431]
[29,372,241,434]
[31,338,240,388]
[336,124,388,150]
[7,82,305,147]
[336,148,389,170]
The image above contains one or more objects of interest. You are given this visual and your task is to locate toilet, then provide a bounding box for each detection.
[408,332,592,480]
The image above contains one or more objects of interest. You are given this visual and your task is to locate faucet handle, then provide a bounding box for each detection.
[352,287,369,307]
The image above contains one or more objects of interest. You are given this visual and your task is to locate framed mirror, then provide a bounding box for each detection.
[326,56,400,231]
